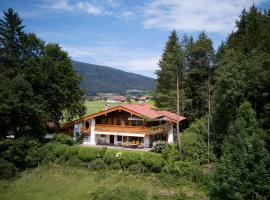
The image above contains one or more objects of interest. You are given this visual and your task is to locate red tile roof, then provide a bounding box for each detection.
[122,104,185,122]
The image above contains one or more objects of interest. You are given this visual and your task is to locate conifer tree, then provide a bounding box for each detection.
[211,101,270,199]
[153,30,184,112]
[184,32,214,121]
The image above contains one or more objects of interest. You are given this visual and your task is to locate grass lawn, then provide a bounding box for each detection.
[0,166,208,200]
[84,100,154,115]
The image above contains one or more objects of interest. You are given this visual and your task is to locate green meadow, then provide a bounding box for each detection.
[0,166,208,200]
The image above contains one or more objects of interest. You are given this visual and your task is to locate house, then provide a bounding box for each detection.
[136,96,149,103]
[61,104,185,148]
[106,95,126,103]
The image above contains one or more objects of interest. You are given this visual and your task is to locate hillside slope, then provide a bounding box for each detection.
[72,61,156,95]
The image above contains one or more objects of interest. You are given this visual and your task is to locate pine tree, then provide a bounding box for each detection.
[184,32,214,120]
[213,6,270,156]
[211,101,270,199]
[153,30,184,112]
[0,8,24,74]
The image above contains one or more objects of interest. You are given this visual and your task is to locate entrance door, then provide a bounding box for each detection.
[110,135,114,144]
[123,136,128,145]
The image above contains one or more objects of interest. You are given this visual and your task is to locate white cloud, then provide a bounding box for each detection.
[121,11,135,17]
[44,0,106,15]
[142,0,267,33]
[62,45,160,78]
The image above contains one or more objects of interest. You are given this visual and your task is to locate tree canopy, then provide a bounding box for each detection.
[0,8,85,138]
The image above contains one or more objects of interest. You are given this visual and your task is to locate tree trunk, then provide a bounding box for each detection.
[207,75,211,163]
[176,68,182,161]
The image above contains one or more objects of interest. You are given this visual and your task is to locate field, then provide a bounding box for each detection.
[0,166,208,200]
[84,100,154,115]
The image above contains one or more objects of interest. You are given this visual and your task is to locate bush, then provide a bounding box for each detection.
[52,133,73,146]
[0,158,17,179]
[78,147,103,162]
[128,163,146,173]
[53,144,69,158]
[151,140,168,153]
[152,193,191,200]
[121,151,141,168]
[91,159,106,170]
[39,142,59,163]
[4,137,41,168]
[89,186,146,200]
[141,152,164,172]
[66,156,85,168]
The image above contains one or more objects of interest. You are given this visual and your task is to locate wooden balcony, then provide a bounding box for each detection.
[80,127,90,135]
[94,124,169,135]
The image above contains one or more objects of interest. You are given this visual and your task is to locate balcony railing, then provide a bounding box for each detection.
[94,124,169,134]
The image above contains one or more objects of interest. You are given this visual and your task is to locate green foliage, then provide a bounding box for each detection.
[183,32,214,120]
[0,158,17,179]
[151,140,168,153]
[91,159,106,170]
[73,61,155,96]
[141,152,164,172]
[152,193,191,200]
[211,102,270,199]
[153,30,184,111]
[77,147,101,162]
[3,137,41,168]
[89,186,147,200]
[213,6,270,156]
[180,117,214,164]
[51,133,73,146]
[0,8,85,137]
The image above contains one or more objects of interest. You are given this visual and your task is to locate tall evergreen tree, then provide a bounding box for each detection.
[213,6,270,156]
[153,30,184,112]
[184,32,214,120]
[211,101,270,199]
[0,8,24,74]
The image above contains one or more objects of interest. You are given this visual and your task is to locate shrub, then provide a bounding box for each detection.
[104,150,118,165]
[121,151,141,168]
[151,140,168,153]
[152,193,191,200]
[89,186,146,200]
[53,144,69,158]
[0,139,14,158]
[108,161,122,170]
[77,147,103,162]
[91,159,106,170]
[141,152,164,172]
[4,137,41,168]
[0,158,17,179]
[39,142,59,163]
[66,156,85,168]
[128,163,146,173]
[52,133,73,146]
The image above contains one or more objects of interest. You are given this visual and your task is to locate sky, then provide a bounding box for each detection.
[1,0,269,78]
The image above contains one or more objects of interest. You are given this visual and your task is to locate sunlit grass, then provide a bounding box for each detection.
[0,166,208,200]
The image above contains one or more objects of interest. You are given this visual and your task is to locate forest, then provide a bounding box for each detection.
[0,5,270,200]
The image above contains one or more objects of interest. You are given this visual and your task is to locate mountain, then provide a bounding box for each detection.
[72,61,156,96]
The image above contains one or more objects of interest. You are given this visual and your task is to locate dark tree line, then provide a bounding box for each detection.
[0,8,85,138]
[153,5,270,199]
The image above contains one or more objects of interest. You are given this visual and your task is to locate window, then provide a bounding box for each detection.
[85,121,90,128]
[100,134,106,137]
[117,136,122,142]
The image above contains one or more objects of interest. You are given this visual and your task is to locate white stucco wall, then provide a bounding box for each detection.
[167,124,174,144]
[90,119,96,145]
[144,135,150,147]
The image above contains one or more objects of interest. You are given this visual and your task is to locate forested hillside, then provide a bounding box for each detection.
[72,61,156,95]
